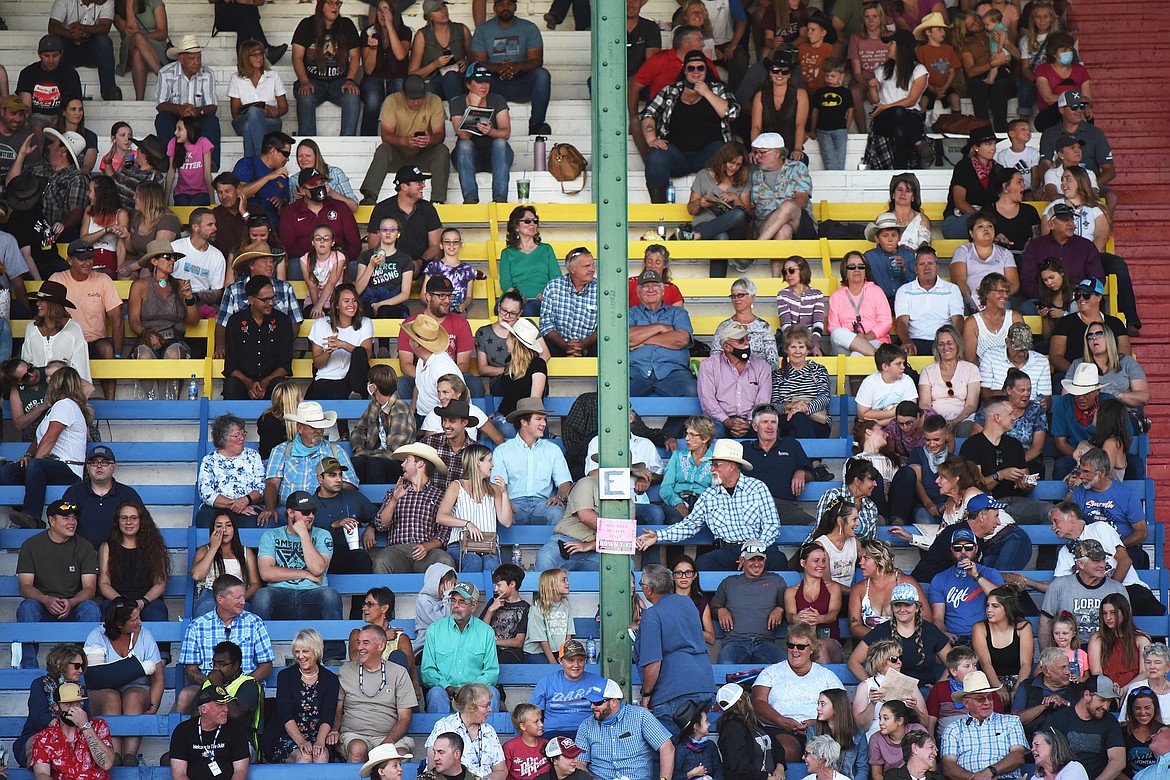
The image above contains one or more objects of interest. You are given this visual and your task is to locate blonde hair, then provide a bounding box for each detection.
[438,373,470,402]
[135,181,170,229]
[268,381,303,441]
[864,638,904,677]
[46,366,93,428]
[292,628,324,662]
[535,567,567,615]
[459,444,495,503]
[1051,613,1081,649]
[236,40,269,76]
[506,336,537,380]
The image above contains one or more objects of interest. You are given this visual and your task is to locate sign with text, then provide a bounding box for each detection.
[597,468,632,500]
[596,516,637,555]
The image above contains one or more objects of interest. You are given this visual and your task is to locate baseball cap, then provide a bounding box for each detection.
[560,639,587,659]
[1006,322,1034,352]
[585,679,624,704]
[740,540,767,560]
[890,582,920,604]
[1090,675,1119,699]
[0,95,28,114]
[1058,90,1090,109]
[1055,135,1086,151]
[543,736,584,759]
[951,528,976,544]
[38,34,64,52]
[965,494,1006,514]
[315,456,349,476]
[716,682,744,709]
[54,682,87,703]
[1075,538,1107,561]
[47,500,79,517]
[285,491,318,512]
[1049,202,1077,221]
[465,62,491,81]
[451,581,481,602]
[395,165,431,185]
[636,269,663,286]
[425,275,455,295]
[297,168,328,188]
[194,685,236,707]
[1076,278,1105,296]
[87,445,116,463]
[67,240,94,259]
[403,74,426,100]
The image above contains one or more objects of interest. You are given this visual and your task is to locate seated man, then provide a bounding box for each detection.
[927,527,1004,645]
[1068,446,1148,566]
[1018,202,1103,305]
[214,241,303,358]
[978,323,1053,401]
[221,274,294,401]
[855,344,919,423]
[959,395,1052,522]
[154,37,221,168]
[637,439,785,571]
[169,684,250,780]
[420,581,500,712]
[750,132,815,243]
[1052,364,1116,480]
[312,456,376,576]
[539,247,598,358]
[335,624,416,763]
[1038,539,1128,646]
[1011,647,1083,739]
[894,246,964,356]
[941,672,1027,780]
[530,639,605,740]
[740,404,814,524]
[470,0,552,136]
[62,445,142,551]
[49,241,123,399]
[535,472,601,571]
[397,277,476,404]
[203,640,264,751]
[47,0,119,102]
[864,212,916,304]
[171,208,227,315]
[492,399,572,525]
[17,35,82,126]
[176,574,274,714]
[710,541,787,664]
[16,500,101,669]
[1044,675,1126,780]
[210,172,246,254]
[359,75,450,206]
[365,165,442,277]
[263,401,359,523]
[370,442,455,573]
[253,491,344,660]
[450,62,513,204]
[631,271,692,399]
[697,320,771,438]
[31,682,114,778]
[963,493,1032,572]
[1041,134,1098,201]
[279,169,361,261]
[232,130,293,222]
[418,400,475,487]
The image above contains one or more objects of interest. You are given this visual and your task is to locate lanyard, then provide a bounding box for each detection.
[200,726,222,760]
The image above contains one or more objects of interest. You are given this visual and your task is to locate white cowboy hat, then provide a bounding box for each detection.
[503,318,541,353]
[358,744,414,778]
[390,442,448,474]
[166,34,204,59]
[1061,362,1102,396]
[43,127,85,169]
[709,439,752,472]
[950,670,1003,702]
[865,211,902,242]
[284,401,338,429]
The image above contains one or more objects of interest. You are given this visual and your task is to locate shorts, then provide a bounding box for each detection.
[88,338,114,357]
[338,733,415,756]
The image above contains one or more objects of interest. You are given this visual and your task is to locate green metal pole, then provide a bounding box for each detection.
[592,0,633,695]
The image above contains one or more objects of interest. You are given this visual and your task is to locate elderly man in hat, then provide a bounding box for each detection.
[698,320,772,439]
[47,0,120,103]
[940,671,1026,780]
[232,130,294,222]
[371,442,453,573]
[749,131,815,245]
[450,61,513,205]
[8,129,89,243]
[17,35,83,125]
[62,444,142,551]
[1051,363,1115,479]
[214,241,302,358]
[154,35,222,168]
[1038,537,1129,645]
[979,322,1052,402]
[629,267,696,398]
[575,678,674,780]
[492,398,572,526]
[396,274,478,403]
[540,247,598,358]
[169,684,250,780]
[253,490,345,660]
[31,681,115,778]
[421,580,500,712]
[222,273,294,401]
[1046,674,1126,780]
[637,438,785,571]
[262,400,359,524]
[279,169,361,261]
[360,75,450,207]
[47,239,123,398]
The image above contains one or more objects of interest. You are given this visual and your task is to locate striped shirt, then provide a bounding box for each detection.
[448,483,498,545]
[940,711,1026,778]
[771,360,831,413]
[777,287,827,349]
[978,346,1052,399]
[657,474,781,547]
[155,61,218,108]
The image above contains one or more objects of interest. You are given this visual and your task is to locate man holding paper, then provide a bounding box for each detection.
[449,62,513,204]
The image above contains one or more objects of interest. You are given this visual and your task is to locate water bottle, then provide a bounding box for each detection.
[955,561,968,580]
[512,546,523,568]
[10,642,21,669]
[665,182,676,204]
[533,136,547,172]
[657,219,666,240]
[187,374,199,401]
[586,638,597,664]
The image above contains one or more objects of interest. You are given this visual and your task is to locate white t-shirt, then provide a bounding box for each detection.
[814,534,858,587]
[171,237,226,294]
[36,398,87,477]
[226,70,288,107]
[856,372,919,412]
[754,661,845,722]
[876,64,928,104]
[1052,762,1091,780]
[995,146,1039,179]
[1054,520,1144,589]
[1043,164,1098,193]
[308,317,375,380]
[415,350,461,414]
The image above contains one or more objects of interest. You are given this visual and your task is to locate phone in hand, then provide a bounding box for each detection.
[414,131,427,137]
[557,539,571,560]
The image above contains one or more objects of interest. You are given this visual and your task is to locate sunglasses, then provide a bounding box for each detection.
[945,380,955,397]
[887,656,902,664]
[728,292,750,299]
[786,642,810,651]
[1074,290,1098,300]
[68,661,84,669]
[1131,686,1155,697]
[951,543,977,552]
[770,66,791,74]
[685,64,707,72]
[276,148,292,158]
[519,217,539,224]
[845,264,866,271]
[1086,331,1106,340]
[784,266,800,275]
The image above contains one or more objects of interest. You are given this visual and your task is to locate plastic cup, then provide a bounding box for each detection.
[517,179,531,201]
[343,524,360,550]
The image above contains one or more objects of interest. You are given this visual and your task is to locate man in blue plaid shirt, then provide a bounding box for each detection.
[941,671,1027,780]
[539,247,597,358]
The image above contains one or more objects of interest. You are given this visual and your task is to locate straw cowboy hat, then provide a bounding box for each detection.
[1061,363,1102,396]
[502,318,541,352]
[390,442,448,474]
[167,34,204,59]
[913,11,949,40]
[284,401,338,429]
[401,314,450,355]
[358,744,413,778]
[137,239,185,269]
[951,671,1003,702]
[865,212,902,242]
[232,241,285,276]
[709,439,753,471]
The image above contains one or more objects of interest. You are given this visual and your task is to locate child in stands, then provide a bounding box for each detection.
[424,227,485,315]
[811,58,853,171]
[503,703,548,780]
[524,568,573,664]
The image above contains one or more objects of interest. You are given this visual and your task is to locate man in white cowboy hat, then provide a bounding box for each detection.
[214,240,303,358]
[30,681,115,777]
[636,438,784,571]
[1052,362,1115,480]
[491,398,572,526]
[48,238,123,398]
[155,34,222,168]
[940,671,1026,780]
[1044,674,1125,780]
[400,312,461,420]
[262,400,359,524]
[47,0,121,102]
[698,320,772,439]
[370,442,454,573]
[359,744,413,780]
[863,211,916,303]
[222,274,295,402]
[420,580,500,712]
[7,127,89,243]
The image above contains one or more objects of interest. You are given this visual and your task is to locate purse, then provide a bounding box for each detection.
[785,396,829,425]
[547,143,587,195]
[460,531,498,555]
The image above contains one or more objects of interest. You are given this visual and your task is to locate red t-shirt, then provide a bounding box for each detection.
[397,311,474,362]
[503,736,549,780]
[798,41,834,92]
[628,277,684,307]
[634,49,719,101]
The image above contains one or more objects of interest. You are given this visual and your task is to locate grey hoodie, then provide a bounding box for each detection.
[413,562,454,652]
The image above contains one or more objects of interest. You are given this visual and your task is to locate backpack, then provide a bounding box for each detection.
[548,143,587,194]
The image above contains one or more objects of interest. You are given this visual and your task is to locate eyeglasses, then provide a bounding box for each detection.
[312,236,334,242]
[685,65,707,72]
[498,308,521,318]
[845,264,866,271]
[253,294,276,303]
[896,419,917,428]
[89,460,114,468]
[673,570,697,578]
[786,642,810,651]
[156,253,179,261]
[519,217,539,225]
[1086,331,1106,340]
[951,543,977,552]
[227,430,247,440]
[277,148,292,158]
[728,292,750,299]
[378,227,399,233]
[119,514,141,521]
[429,292,453,300]
[362,600,380,607]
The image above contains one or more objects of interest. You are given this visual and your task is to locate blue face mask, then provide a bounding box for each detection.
[1057,51,1074,66]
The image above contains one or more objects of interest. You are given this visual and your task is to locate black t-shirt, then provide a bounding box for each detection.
[356,247,411,297]
[292,16,361,81]
[812,86,853,132]
[1046,705,1124,778]
[16,62,82,115]
[169,718,251,780]
[449,93,509,151]
[496,356,548,417]
[366,197,442,261]
[862,621,950,685]
[959,433,1035,498]
[481,597,531,641]
[1052,313,1127,365]
[741,437,812,502]
[945,158,1005,216]
[993,203,1041,254]
[627,16,662,77]
[362,19,412,80]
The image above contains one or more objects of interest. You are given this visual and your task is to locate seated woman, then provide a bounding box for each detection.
[1049,279,1131,378]
[1088,592,1150,688]
[941,127,1005,239]
[359,0,412,137]
[772,325,832,438]
[660,415,714,524]
[256,381,302,460]
[816,459,882,544]
[13,644,88,768]
[227,41,289,159]
[121,182,181,280]
[640,50,739,204]
[721,277,780,369]
[475,290,552,394]
[918,324,981,431]
[970,368,1048,473]
[423,683,506,777]
[952,213,1020,314]
[306,284,373,401]
[294,139,358,213]
[1080,398,1134,481]
[1043,165,1110,252]
[1034,256,1073,343]
[127,239,199,400]
[1121,686,1163,778]
[267,628,339,764]
[79,176,130,276]
[827,251,892,358]
[750,51,809,158]
[864,30,930,170]
[776,256,826,355]
[406,0,471,100]
[887,173,932,250]
[190,512,261,616]
[347,587,418,678]
[971,586,1033,705]
[808,690,868,780]
[852,419,916,524]
[629,244,684,307]
[990,168,1041,258]
[488,318,548,439]
[84,599,164,767]
[811,496,861,591]
[849,582,951,690]
[852,638,929,738]
[115,0,170,101]
[196,413,265,527]
[498,206,560,316]
[438,444,512,572]
[1068,324,1148,409]
[685,141,751,267]
[1032,31,1090,131]
[98,501,170,624]
[961,272,1023,365]
[785,542,844,662]
[21,282,92,385]
[847,539,929,639]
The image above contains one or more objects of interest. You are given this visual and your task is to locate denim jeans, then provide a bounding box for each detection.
[63,35,116,95]
[695,207,749,241]
[645,139,726,190]
[17,598,102,668]
[447,543,501,573]
[981,524,1032,571]
[535,534,599,571]
[1017,78,1037,116]
[361,77,404,136]
[511,495,565,526]
[426,70,466,102]
[426,684,499,713]
[156,110,223,169]
[453,138,514,203]
[817,128,848,170]
[630,366,697,398]
[251,585,345,658]
[296,77,361,136]
[490,69,551,128]
[717,636,785,665]
[941,211,971,239]
[547,0,590,29]
[651,695,713,739]
[231,105,282,158]
[0,458,81,518]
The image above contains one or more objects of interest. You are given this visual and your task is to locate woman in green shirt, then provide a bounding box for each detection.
[498,205,562,316]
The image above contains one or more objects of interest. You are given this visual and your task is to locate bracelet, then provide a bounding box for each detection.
[345,77,356,84]
[185,297,197,306]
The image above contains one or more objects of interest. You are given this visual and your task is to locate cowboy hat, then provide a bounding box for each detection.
[358,744,414,777]
[502,318,541,353]
[232,241,285,276]
[433,399,485,428]
[390,442,448,474]
[166,34,203,59]
[709,439,753,471]
[5,171,44,212]
[284,401,338,429]
[401,314,450,355]
[44,127,85,169]
[913,11,949,40]
[865,212,902,242]
[1061,362,1102,396]
[31,280,76,310]
[137,239,186,269]
[132,135,169,172]
[806,9,837,44]
[505,397,550,424]
[951,670,1002,702]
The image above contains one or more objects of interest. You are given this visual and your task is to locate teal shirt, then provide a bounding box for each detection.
[499,243,561,300]
[420,615,499,688]
[258,525,333,589]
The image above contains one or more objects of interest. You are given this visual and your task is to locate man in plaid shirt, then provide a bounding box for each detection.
[213,241,303,359]
[371,442,455,574]
[941,671,1027,780]
[539,247,598,358]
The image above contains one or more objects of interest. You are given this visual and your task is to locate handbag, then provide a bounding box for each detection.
[460,530,498,555]
[548,143,587,195]
[785,396,829,425]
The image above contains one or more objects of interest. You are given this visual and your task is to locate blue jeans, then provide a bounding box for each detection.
[817,128,848,170]
[251,585,345,658]
[645,139,726,190]
[0,458,81,518]
[1017,78,1037,116]
[296,78,361,136]
[941,211,971,239]
[697,543,788,571]
[447,543,501,573]
[651,695,713,739]
[547,0,590,28]
[231,105,282,158]
[155,110,223,169]
[427,684,499,713]
[17,598,102,668]
[981,523,1032,571]
[511,495,565,526]
[63,35,115,95]
[426,70,466,102]
[490,69,551,128]
[0,317,12,363]
[453,138,514,203]
[695,207,749,241]
[361,77,404,136]
[630,366,697,397]
[536,534,599,571]
[635,502,664,524]
[717,636,785,665]
[491,414,517,440]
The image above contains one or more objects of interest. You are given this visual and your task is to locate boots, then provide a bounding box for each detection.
[648,187,667,204]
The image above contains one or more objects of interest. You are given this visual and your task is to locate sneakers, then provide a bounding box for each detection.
[529,122,552,135]
[267,44,288,65]
[101,86,123,101]
[359,196,378,206]
[9,511,43,529]
[675,224,695,241]
[915,139,936,168]
[811,463,836,482]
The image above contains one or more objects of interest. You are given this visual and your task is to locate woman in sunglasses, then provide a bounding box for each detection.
[853,638,929,737]
[750,52,809,163]
[639,49,739,204]
[1048,280,1131,376]
[1067,324,1148,409]
[13,644,88,768]
[1120,644,1170,727]
[827,251,892,357]
[499,206,558,316]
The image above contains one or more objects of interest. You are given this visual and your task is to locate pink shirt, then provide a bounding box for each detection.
[166,136,213,196]
[697,351,773,421]
[827,282,893,343]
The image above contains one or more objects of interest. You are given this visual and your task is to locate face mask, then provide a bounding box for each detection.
[59,712,76,727]
[732,345,751,362]
[308,185,327,202]
[1057,51,1074,66]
